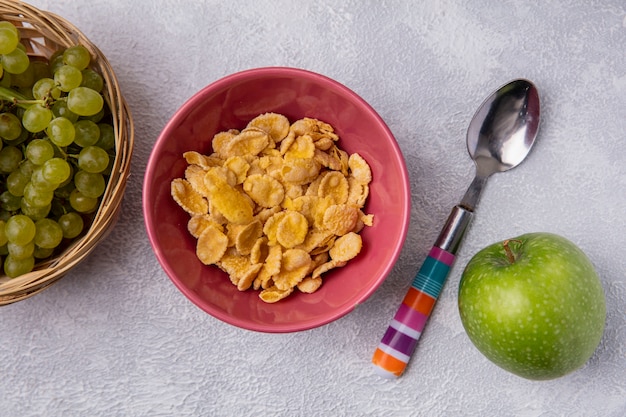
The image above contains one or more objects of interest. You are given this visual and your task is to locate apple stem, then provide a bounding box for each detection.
[503,239,521,264]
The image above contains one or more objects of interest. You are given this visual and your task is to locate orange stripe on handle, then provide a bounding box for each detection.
[402,287,437,316]
[372,348,406,377]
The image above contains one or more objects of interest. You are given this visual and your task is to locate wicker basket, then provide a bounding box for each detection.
[0,0,134,305]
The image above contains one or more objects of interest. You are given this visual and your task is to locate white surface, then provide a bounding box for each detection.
[2,1,625,416]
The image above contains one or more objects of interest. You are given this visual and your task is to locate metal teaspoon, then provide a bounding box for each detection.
[372,79,541,378]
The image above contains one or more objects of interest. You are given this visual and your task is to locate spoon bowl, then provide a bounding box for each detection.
[467,79,540,177]
[373,79,541,378]
[461,79,540,210]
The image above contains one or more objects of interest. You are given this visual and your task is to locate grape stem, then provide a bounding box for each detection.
[0,86,47,109]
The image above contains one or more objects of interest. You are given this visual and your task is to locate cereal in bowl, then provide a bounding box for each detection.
[171,113,373,302]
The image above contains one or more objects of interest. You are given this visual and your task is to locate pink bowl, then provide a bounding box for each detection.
[143,67,410,332]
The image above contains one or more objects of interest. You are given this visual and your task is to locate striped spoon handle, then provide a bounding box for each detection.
[372,205,473,378]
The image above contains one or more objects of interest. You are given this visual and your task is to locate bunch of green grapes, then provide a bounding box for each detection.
[0,20,116,278]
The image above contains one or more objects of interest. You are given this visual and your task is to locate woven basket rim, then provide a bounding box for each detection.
[0,0,135,304]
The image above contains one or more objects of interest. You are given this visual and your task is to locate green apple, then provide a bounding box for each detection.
[458,232,606,380]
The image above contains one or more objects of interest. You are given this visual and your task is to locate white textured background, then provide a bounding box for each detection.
[2,1,625,416]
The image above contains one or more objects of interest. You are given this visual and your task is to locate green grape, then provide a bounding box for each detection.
[54,181,75,200]
[6,170,29,196]
[22,104,52,133]
[80,68,103,92]
[77,145,109,173]
[25,138,54,165]
[57,162,74,188]
[51,100,79,122]
[16,85,34,100]
[82,107,105,123]
[66,86,103,116]
[69,188,98,213]
[54,64,82,92]
[11,62,35,88]
[0,145,22,173]
[48,50,65,74]
[73,119,100,147]
[74,170,105,198]
[63,45,91,70]
[33,245,54,259]
[32,77,61,100]
[0,219,7,245]
[3,125,29,147]
[42,157,70,184]
[0,191,21,211]
[58,212,83,239]
[0,25,19,55]
[5,214,36,245]
[7,240,34,260]
[4,254,35,277]
[30,167,58,191]
[34,218,63,249]
[0,21,19,36]
[2,47,30,74]
[20,199,50,221]
[0,112,22,140]
[23,182,55,208]
[46,116,75,146]
[96,123,115,150]
[101,152,114,175]
[18,158,35,177]
[0,70,10,87]
[52,199,73,219]
[30,61,51,81]
[0,37,118,276]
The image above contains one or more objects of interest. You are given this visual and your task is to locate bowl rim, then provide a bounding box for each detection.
[143,66,411,332]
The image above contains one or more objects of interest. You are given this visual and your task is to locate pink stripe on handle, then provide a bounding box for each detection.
[428,246,455,266]
[395,303,429,332]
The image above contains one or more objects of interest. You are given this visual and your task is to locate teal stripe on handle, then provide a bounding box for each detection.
[410,256,450,298]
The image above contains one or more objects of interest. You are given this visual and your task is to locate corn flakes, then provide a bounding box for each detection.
[184,164,210,196]
[273,248,311,291]
[253,244,282,290]
[171,113,374,303]
[297,276,323,293]
[312,259,347,279]
[212,130,239,159]
[188,214,222,238]
[243,174,285,208]
[347,177,369,208]
[323,204,359,236]
[349,153,372,184]
[276,211,309,248]
[250,237,269,265]
[259,285,293,303]
[281,158,321,185]
[247,112,290,143]
[171,178,208,216]
[329,232,362,262]
[224,156,250,184]
[224,128,270,157]
[204,168,254,224]
[235,220,263,255]
[284,135,315,160]
[318,171,349,204]
[196,225,229,265]
[314,148,343,171]
[183,150,222,169]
